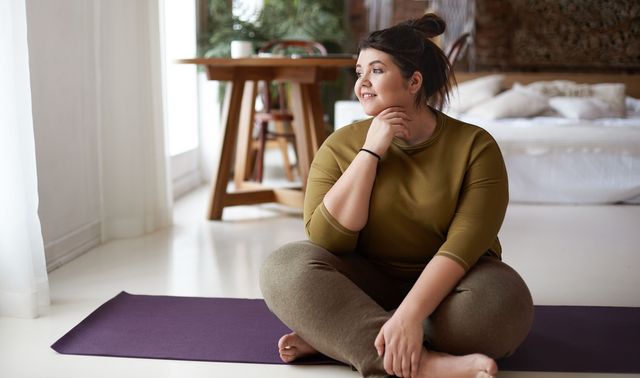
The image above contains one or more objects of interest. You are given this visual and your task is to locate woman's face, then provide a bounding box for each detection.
[354,48,414,116]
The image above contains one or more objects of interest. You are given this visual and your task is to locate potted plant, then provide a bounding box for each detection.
[200,0,266,57]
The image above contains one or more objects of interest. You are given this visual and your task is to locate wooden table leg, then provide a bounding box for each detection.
[303,83,328,152]
[207,79,245,220]
[233,81,257,188]
[288,83,313,187]
[289,83,327,187]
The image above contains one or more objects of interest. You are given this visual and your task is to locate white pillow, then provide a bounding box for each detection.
[590,83,626,117]
[626,96,640,117]
[549,97,621,119]
[523,81,626,118]
[465,86,549,119]
[446,74,505,114]
[523,80,592,97]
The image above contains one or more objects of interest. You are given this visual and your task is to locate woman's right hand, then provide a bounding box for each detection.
[363,107,412,156]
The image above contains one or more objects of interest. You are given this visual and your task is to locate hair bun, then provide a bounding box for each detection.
[410,13,446,38]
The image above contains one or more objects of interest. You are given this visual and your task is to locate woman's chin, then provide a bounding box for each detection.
[359,104,381,117]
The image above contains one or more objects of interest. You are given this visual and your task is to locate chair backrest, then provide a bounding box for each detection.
[447,32,471,65]
[259,40,327,57]
[258,40,327,112]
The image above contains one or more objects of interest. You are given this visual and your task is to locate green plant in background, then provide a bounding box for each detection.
[200,0,266,57]
[256,0,346,53]
[200,0,353,128]
[201,0,347,57]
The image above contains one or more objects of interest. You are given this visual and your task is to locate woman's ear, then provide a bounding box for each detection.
[409,71,423,94]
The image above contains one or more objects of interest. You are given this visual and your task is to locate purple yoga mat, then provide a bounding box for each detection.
[499,305,640,373]
[51,292,334,365]
[52,292,640,373]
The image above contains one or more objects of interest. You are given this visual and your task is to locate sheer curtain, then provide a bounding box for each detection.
[98,0,173,241]
[0,0,50,318]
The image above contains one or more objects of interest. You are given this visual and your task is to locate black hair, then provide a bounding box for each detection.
[358,13,453,110]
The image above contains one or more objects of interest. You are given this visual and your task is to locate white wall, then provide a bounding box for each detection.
[26,0,168,270]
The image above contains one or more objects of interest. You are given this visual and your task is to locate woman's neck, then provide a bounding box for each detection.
[402,106,438,145]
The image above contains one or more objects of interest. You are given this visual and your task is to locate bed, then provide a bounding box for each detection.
[335,72,640,204]
[452,72,640,204]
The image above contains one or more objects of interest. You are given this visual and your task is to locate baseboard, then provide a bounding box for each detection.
[173,168,203,200]
[171,149,204,200]
[45,220,101,272]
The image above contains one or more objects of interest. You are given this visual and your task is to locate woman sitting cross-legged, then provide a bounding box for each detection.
[260,13,534,378]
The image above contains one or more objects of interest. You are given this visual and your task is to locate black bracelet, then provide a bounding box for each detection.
[359,148,381,161]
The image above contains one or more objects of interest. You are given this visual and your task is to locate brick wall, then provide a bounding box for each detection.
[474,0,640,72]
[348,0,640,73]
[392,0,429,25]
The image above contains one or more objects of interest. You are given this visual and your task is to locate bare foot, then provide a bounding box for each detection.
[277,332,318,363]
[417,349,498,378]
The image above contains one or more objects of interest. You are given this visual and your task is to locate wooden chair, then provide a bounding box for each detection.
[251,40,327,182]
[447,32,471,65]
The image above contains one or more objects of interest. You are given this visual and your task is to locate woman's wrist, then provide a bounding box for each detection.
[395,299,429,324]
[359,148,381,161]
[361,143,386,157]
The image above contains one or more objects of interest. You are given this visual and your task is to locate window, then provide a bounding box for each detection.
[164,0,199,156]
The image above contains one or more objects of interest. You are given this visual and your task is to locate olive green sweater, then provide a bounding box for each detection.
[303,110,508,274]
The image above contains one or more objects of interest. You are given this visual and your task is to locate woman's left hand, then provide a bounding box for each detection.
[374,311,424,377]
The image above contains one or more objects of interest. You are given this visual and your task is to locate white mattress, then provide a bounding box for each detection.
[458,114,640,204]
[334,100,640,204]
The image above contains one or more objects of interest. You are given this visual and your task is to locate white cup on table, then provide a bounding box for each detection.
[230,40,253,58]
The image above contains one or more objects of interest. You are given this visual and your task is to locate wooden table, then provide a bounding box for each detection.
[178,57,356,220]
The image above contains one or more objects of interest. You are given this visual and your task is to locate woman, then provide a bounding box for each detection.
[260,13,533,378]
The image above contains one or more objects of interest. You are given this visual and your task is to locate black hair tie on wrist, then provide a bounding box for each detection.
[359,148,381,161]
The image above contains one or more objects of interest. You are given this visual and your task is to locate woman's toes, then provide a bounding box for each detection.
[276,332,318,363]
[278,333,296,349]
[279,351,296,363]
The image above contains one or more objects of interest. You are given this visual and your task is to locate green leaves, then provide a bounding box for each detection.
[202,0,346,57]
[203,0,265,57]
[257,0,345,42]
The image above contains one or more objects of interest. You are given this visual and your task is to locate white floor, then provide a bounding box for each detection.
[1,183,639,378]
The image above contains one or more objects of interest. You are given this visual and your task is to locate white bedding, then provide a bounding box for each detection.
[334,100,640,204]
[458,114,640,204]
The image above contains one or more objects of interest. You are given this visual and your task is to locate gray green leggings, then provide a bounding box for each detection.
[260,240,534,377]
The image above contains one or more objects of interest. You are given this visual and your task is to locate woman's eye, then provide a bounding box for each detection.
[373,68,383,74]
[355,71,362,78]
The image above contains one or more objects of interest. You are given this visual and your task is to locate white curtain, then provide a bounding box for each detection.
[98,0,173,241]
[0,0,50,318]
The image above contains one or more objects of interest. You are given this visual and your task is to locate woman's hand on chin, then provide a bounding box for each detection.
[363,106,411,156]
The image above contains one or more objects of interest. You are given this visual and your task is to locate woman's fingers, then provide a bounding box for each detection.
[394,125,411,139]
[411,351,420,378]
[390,349,411,377]
[394,353,404,377]
[383,348,395,375]
[379,116,410,135]
[364,107,413,155]
[378,110,412,123]
[373,313,425,378]
[374,328,385,356]
[377,106,411,122]
[382,337,422,377]
[381,336,405,377]
[377,106,404,115]
[402,353,411,378]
